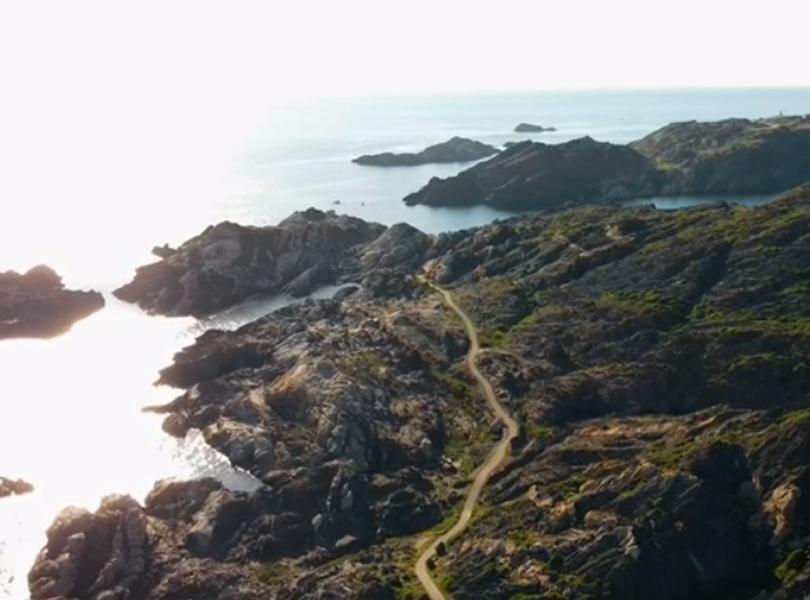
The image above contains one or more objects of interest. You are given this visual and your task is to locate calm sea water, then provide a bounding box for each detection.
[1,88,809,598]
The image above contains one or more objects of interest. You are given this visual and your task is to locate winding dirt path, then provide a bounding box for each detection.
[414,282,520,600]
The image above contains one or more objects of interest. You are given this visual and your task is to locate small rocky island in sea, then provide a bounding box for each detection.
[352,136,498,167]
[0,476,33,498]
[30,179,810,600]
[0,265,104,340]
[406,115,810,209]
[514,122,557,133]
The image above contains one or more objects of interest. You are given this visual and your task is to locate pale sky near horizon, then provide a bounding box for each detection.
[1,0,807,108]
[0,0,808,234]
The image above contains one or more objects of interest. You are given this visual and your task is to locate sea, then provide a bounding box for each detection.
[1,87,809,598]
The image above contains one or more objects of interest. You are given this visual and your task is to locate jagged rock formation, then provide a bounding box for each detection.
[33,184,810,600]
[352,137,498,167]
[112,210,387,317]
[0,265,104,340]
[28,495,148,600]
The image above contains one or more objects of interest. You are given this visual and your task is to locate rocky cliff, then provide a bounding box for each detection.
[403,137,661,210]
[112,209,388,317]
[33,184,810,600]
[0,265,104,340]
[631,115,810,195]
[353,137,498,167]
[405,115,810,210]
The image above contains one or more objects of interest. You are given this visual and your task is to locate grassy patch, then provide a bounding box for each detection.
[553,475,586,499]
[596,290,688,317]
[508,528,539,549]
[775,548,809,583]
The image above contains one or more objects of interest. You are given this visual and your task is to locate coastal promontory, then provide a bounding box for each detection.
[352,136,498,167]
[35,184,810,600]
[0,265,104,340]
[406,115,810,210]
[112,209,393,317]
[403,137,661,210]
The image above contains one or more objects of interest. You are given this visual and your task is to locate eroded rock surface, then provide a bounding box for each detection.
[34,185,810,600]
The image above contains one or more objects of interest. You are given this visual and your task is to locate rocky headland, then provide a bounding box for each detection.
[406,115,810,210]
[404,137,661,210]
[515,123,557,133]
[352,137,499,167]
[33,184,810,600]
[0,265,104,340]
[0,476,33,498]
[111,209,412,317]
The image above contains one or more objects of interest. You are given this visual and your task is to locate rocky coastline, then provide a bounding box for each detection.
[0,265,104,340]
[352,137,498,167]
[30,183,810,600]
[406,115,810,210]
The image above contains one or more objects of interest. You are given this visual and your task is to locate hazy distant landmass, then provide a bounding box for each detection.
[515,122,557,133]
[352,136,498,167]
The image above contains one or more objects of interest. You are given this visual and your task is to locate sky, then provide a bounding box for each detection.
[0,0,807,275]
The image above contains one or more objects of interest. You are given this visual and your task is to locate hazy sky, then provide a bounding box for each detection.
[1,0,808,106]
[0,0,806,277]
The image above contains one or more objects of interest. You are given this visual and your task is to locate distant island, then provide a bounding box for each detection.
[406,115,810,210]
[515,122,557,133]
[352,136,498,167]
[32,182,810,600]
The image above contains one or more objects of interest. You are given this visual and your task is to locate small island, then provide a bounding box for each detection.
[0,476,33,498]
[0,265,104,340]
[352,136,498,167]
[515,122,557,133]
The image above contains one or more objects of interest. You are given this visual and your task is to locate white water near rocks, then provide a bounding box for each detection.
[1,88,808,598]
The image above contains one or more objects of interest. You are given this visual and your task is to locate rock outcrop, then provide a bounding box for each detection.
[515,123,557,133]
[0,476,33,498]
[0,265,104,340]
[33,184,810,600]
[404,137,661,210]
[352,137,498,167]
[112,210,387,317]
[406,115,810,210]
[630,115,810,195]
